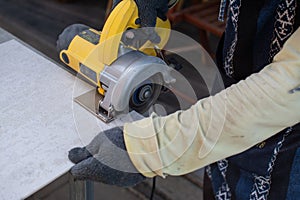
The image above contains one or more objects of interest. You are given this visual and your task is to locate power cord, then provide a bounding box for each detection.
[149,177,156,200]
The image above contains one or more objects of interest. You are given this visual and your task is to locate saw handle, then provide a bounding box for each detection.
[99,0,171,65]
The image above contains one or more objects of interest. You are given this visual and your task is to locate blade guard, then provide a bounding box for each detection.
[99,51,175,113]
[111,57,174,112]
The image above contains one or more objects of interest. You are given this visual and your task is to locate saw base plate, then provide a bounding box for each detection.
[74,89,114,123]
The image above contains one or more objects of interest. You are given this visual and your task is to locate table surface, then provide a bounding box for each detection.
[0,28,141,200]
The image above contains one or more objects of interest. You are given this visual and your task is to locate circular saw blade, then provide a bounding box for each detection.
[129,74,163,114]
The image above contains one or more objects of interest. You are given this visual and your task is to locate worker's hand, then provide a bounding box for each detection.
[134,0,169,44]
[68,127,146,187]
[112,0,170,44]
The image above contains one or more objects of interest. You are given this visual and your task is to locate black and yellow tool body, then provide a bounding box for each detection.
[57,0,173,122]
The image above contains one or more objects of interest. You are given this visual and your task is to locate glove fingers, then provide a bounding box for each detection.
[70,157,146,187]
[69,127,147,187]
[68,147,92,164]
[68,127,124,165]
[70,157,101,181]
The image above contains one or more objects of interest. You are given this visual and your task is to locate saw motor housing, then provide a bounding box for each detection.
[58,0,173,122]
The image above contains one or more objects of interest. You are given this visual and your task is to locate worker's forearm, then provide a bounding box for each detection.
[124,28,300,178]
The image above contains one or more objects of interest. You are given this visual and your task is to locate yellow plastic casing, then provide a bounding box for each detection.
[59,0,171,95]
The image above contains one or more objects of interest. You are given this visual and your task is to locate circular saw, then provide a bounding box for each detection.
[57,0,175,122]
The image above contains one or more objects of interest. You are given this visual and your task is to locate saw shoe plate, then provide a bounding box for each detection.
[74,89,114,123]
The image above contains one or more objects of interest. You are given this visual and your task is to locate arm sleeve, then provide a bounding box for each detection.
[123,28,300,178]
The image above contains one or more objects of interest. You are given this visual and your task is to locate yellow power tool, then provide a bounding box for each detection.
[57,0,175,122]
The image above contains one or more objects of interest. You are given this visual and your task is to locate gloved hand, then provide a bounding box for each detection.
[112,0,170,43]
[68,127,146,187]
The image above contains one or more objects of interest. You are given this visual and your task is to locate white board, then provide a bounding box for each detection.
[0,40,142,200]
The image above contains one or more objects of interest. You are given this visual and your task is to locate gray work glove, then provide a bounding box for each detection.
[112,0,169,43]
[68,127,146,187]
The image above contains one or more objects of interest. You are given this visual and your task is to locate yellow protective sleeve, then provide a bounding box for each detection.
[123,28,300,178]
